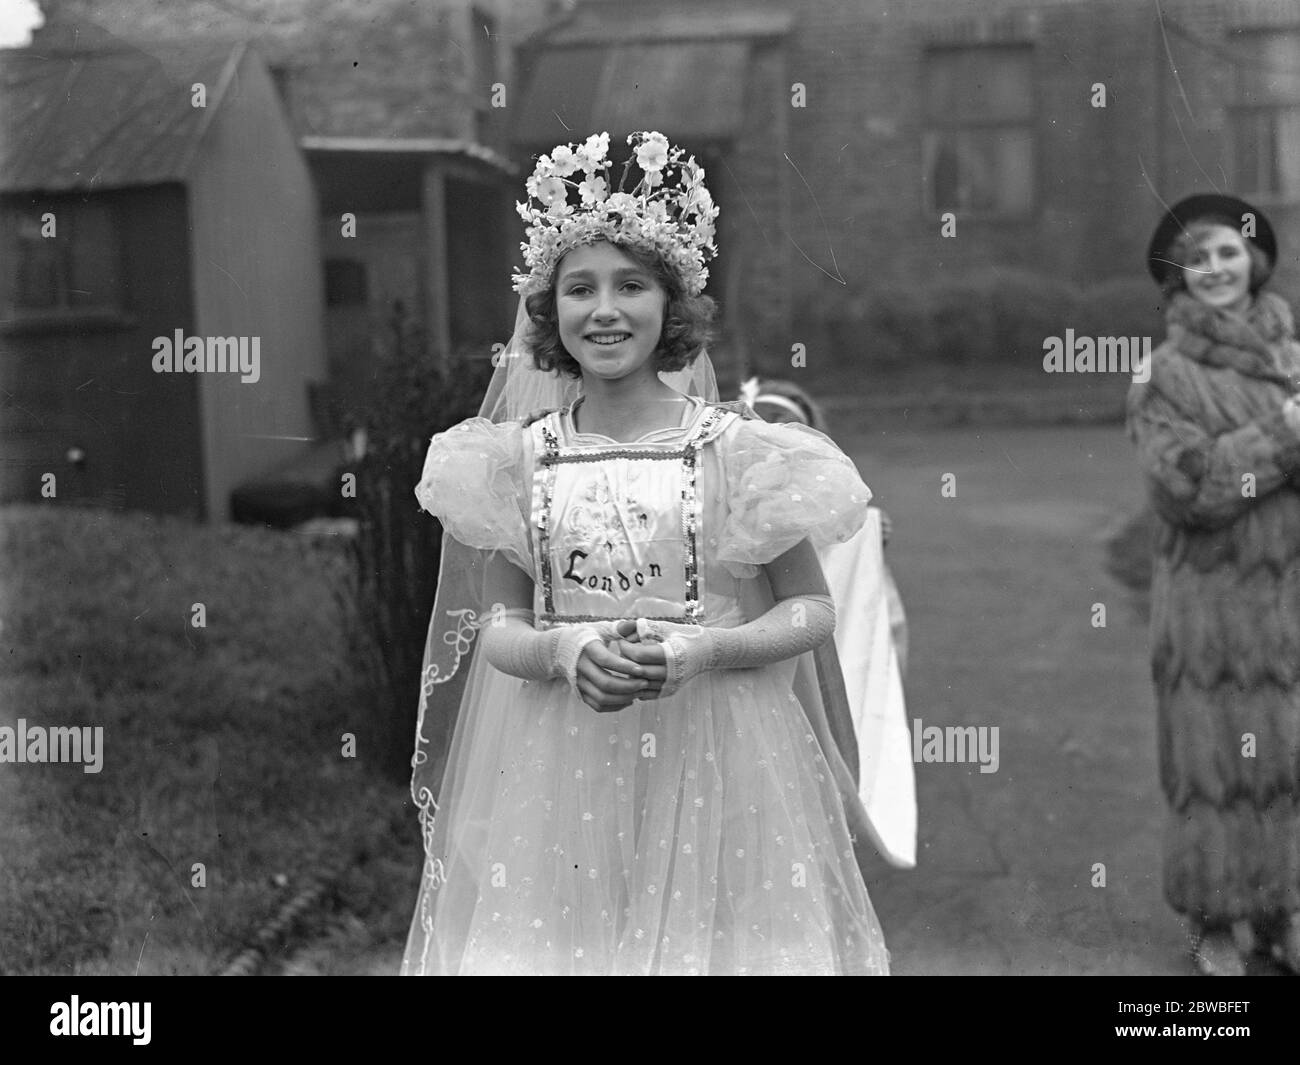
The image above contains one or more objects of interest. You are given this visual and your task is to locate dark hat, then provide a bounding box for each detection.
[1147,193,1276,286]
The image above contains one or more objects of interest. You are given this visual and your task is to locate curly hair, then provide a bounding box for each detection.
[523,242,716,378]
[1161,216,1273,299]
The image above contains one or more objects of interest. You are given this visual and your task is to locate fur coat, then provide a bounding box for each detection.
[1128,290,1300,927]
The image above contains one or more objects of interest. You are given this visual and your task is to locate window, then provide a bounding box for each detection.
[1,198,123,319]
[1231,29,1300,201]
[922,45,1036,218]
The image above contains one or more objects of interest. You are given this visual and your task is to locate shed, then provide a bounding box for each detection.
[0,35,327,520]
[303,136,518,402]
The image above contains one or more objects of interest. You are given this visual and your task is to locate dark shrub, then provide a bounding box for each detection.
[1076,276,1166,347]
[801,268,1084,379]
[986,269,1083,365]
[343,308,493,782]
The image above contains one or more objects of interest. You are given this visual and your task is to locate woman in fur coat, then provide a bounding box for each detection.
[1130,193,1300,975]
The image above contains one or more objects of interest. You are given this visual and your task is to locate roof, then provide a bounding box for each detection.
[515,40,752,145]
[524,0,794,46]
[300,136,516,175]
[303,136,517,214]
[0,38,247,194]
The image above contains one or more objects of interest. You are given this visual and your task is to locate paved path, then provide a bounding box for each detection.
[842,420,1189,975]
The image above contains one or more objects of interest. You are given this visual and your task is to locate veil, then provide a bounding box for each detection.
[407,296,720,840]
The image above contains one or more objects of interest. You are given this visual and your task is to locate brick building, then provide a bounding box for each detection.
[24,0,1300,386]
[778,0,1300,296]
[519,0,1300,378]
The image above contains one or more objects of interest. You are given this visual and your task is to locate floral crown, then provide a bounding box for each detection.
[513,131,719,298]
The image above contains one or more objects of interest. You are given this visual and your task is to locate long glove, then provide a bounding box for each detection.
[634,594,836,699]
[478,608,622,690]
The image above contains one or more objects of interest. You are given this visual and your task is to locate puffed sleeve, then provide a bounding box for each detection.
[415,417,530,565]
[716,418,872,576]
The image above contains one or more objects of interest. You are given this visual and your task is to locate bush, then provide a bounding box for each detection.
[343,308,493,782]
[987,269,1083,364]
[1076,277,1166,348]
[230,480,337,529]
[824,286,932,370]
[797,270,1162,386]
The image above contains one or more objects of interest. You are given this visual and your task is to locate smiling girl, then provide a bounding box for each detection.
[400,132,889,975]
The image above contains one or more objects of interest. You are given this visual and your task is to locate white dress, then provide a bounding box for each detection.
[402,397,890,975]
[821,513,916,869]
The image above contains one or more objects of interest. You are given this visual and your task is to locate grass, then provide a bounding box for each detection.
[0,505,420,975]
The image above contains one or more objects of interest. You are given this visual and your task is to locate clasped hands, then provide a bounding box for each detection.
[575,619,670,714]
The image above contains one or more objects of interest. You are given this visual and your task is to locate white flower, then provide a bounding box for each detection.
[605,192,638,218]
[550,145,579,177]
[642,199,669,225]
[635,132,669,172]
[578,174,608,205]
[575,132,609,173]
[535,176,567,206]
[679,184,708,211]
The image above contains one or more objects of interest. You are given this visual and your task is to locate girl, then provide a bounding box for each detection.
[739,377,916,871]
[740,377,910,675]
[401,132,889,975]
[1131,193,1300,975]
